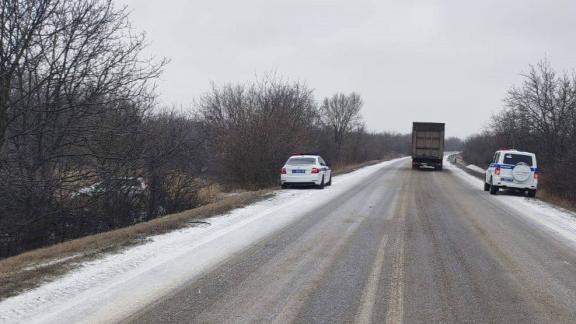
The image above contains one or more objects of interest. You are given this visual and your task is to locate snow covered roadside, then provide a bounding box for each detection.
[0,157,408,324]
[446,156,576,249]
[465,164,485,175]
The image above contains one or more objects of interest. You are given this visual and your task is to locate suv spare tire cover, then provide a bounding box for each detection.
[512,162,531,182]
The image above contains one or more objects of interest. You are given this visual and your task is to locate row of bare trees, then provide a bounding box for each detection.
[199,79,411,188]
[0,0,194,257]
[463,60,576,200]
[0,0,411,258]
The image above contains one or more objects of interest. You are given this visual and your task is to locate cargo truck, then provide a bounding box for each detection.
[412,122,445,170]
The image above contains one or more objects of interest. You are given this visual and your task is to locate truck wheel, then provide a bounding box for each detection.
[489,180,499,195]
[326,176,332,186]
[527,189,537,198]
[484,182,490,191]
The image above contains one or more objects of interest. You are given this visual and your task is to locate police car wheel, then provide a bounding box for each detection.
[489,179,499,195]
[317,176,325,189]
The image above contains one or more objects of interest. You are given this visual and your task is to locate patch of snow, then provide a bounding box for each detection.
[23,254,83,272]
[0,157,408,324]
[466,164,485,175]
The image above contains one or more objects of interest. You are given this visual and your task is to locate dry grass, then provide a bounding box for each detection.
[0,189,272,300]
[536,189,576,213]
[197,183,224,205]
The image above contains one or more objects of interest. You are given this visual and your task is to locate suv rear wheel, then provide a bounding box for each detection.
[484,182,490,191]
[527,189,537,198]
[489,179,499,195]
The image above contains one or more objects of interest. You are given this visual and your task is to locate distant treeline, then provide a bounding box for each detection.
[463,60,576,201]
[0,0,413,258]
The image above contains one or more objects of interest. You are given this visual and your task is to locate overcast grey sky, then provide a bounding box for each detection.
[116,0,576,137]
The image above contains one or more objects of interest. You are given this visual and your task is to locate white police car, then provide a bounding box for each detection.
[484,149,539,197]
[281,154,332,189]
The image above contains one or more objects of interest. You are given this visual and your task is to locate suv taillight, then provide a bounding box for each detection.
[281,167,286,174]
[495,167,501,176]
[534,172,539,180]
[311,167,320,174]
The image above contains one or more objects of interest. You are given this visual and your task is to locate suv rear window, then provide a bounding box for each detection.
[287,157,316,165]
[503,154,533,166]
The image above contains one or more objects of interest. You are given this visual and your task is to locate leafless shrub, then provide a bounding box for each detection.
[199,76,318,188]
[139,111,207,216]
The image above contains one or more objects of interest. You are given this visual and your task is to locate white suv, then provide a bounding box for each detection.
[484,150,539,197]
[281,154,332,189]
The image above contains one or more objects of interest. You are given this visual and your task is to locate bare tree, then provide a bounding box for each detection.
[503,60,576,157]
[0,0,58,151]
[0,0,165,257]
[319,92,363,161]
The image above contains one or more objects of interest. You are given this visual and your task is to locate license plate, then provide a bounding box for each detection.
[292,170,305,174]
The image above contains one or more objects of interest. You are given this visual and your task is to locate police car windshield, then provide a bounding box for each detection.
[287,157,316,165]
[503,154,533,166]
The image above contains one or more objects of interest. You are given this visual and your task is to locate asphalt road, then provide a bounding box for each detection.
[125,160,576,323]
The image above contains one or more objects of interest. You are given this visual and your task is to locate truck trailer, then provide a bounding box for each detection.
[412,122,445,170]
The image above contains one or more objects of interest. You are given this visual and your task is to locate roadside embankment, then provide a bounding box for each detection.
[0,189,271,301]
[0,157,400,301]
